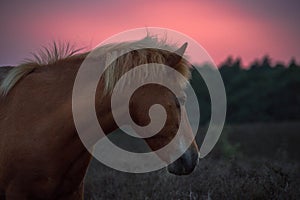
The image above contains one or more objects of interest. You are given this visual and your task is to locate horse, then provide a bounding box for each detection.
[0,36,199,200]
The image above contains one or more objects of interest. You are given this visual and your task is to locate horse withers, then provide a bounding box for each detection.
[0,37,199,200]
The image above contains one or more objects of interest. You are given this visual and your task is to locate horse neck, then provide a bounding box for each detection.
[51,58,120,137]
[95,91,120,135]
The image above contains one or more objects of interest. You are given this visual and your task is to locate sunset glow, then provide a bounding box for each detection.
[0,0,299,66]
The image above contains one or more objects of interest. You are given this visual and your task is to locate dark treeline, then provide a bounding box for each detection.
[191,56,300,124]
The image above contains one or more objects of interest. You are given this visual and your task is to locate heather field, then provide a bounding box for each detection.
[84,122,300,200]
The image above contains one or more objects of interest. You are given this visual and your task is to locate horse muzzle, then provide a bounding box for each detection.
[167,145,199,175]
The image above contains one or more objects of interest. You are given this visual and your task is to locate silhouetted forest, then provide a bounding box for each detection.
[191,56,300,124]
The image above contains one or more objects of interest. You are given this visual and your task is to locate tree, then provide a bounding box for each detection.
[232,57,242,70]
[289,57,297,68]
[261,55,272,68]
[274,62,285,69]
[250,59,259,69]
[220,56,234,68]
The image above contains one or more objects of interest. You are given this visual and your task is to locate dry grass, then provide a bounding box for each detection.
[84,158,299,200]
[84,122,300,199]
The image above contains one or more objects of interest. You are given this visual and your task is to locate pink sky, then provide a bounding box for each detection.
[0,0,299,66]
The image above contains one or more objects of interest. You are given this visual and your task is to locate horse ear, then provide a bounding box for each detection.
[166,42,188,67]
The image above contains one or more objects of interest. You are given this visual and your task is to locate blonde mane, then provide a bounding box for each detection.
[0,42,83,96]
[98,36,190,95]
[0,36,190,96]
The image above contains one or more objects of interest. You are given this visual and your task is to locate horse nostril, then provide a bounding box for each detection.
[167,146,199,175]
